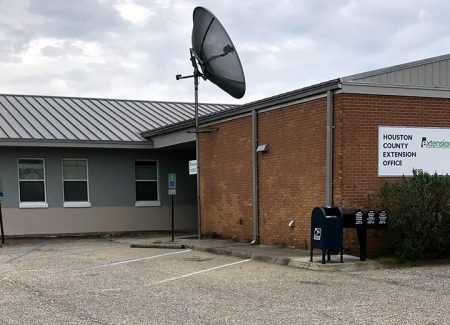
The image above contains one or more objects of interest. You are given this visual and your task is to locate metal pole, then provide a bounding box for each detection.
[0,202,4,244]
[171,195,174,242]
[194,74,201,240]
[357,228,367,261]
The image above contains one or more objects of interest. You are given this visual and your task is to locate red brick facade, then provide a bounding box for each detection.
[334,94,450,251]
[200,92,450,253]
[199,116,253,241]
[257,98,327,248]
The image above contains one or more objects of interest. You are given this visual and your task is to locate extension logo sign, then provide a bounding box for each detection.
[378,126,450,176]
[421,137,450,148]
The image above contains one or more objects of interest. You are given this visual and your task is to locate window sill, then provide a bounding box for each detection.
[135,201,161,207]
[19,202,48,209]
[64,202,92,208]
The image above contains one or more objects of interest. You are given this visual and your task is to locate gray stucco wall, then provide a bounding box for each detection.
[0,146,197,235]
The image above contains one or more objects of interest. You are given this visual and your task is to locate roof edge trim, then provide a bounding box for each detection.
[0,139,154,149]
[143,79,341,137]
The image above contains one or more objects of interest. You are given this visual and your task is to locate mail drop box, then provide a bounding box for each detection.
[310,206,343,264]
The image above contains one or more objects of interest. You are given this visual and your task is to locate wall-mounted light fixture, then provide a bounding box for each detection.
[256,144,270,153]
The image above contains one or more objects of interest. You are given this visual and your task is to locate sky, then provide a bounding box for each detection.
[1,0,450,105]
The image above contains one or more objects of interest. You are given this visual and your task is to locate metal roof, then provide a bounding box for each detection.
[0,94,235,146]
[342,53,450,87]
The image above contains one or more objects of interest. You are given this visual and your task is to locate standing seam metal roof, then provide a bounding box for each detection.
[0,94,235,144]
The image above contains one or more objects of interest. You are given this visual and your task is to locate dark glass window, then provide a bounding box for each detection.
[19,181,45,202]
[63,160,89,202]
[18,159,46,203]
[64,181,88,202]
[135,161,158,201]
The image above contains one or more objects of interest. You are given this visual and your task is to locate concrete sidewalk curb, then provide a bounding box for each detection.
[131,243,186,249]
[130,240,384,272]
[183,243,383,271]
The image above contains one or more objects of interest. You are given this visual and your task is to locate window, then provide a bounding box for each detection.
[62,159,90,207]
[135,161,159,206]
[18,158,48,208]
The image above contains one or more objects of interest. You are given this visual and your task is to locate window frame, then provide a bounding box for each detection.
[17,158,48,209]
[135,160,160,207]
[62,158,91,208]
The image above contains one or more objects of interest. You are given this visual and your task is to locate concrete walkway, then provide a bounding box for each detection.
[126,234,383,272]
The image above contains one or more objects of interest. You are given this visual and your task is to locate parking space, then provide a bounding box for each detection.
[1,237,449,324]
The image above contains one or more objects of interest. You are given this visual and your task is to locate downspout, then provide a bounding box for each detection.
[326,90,334,206]
[251,109,260,245]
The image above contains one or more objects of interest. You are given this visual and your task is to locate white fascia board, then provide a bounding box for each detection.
[151,128,196,148]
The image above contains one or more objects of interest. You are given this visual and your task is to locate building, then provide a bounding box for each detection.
[0,94,233,235]
[145,53,450,251]
[2,54,450,253]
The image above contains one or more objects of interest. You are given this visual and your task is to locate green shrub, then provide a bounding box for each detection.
[371,172,450,260]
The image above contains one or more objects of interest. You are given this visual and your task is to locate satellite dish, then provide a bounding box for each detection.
[191,7,246,99]
[176,7,246,240]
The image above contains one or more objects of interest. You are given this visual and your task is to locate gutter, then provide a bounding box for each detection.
[326,90,334,206]
[251,109,259,245]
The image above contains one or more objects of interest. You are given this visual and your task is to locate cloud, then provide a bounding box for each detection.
[0,0,449,104]
[41,43,84,58]
[114,0,155,24]
[27,0,127,39]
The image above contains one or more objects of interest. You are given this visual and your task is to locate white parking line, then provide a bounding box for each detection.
[41,249,192,277]
[155,259,251,284]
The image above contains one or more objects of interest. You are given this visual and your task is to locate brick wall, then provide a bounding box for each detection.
[199,98,328,246]
[334,93,450,252]
[257,98,327,248]
[199,92,450,253]
[199,116,253,241]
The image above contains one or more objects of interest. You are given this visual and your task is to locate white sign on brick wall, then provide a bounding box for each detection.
[378,126,450,176]
[189,160,197,175]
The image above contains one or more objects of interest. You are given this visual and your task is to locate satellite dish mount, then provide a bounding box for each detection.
[176,7,246,240]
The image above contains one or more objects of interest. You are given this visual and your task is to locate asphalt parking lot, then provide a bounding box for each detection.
[0,237,449,324]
